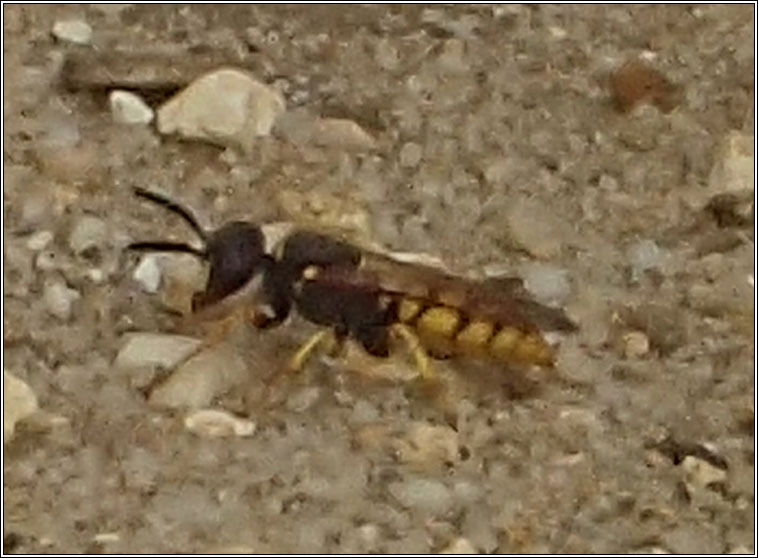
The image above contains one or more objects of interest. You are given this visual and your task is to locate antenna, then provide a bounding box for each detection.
[127,241,205,257]
[132,187,208,242]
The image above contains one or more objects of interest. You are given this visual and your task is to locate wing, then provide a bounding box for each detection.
[308,250,577,334]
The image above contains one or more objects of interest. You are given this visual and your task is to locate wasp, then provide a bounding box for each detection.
[127,188,577,380]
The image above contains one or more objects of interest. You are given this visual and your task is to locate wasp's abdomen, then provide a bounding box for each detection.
[392,295,556,367]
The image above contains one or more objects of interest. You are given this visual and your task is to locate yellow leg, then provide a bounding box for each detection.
[287,329,340,372]
[390,323,434,380]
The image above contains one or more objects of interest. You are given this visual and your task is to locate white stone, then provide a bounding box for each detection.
[374,38,399,71]
[357,523,380,546]
[157,68,286,151]
[437,38,468,73]
[682,455,727,488]
[4,370,39,444]
[627,239,665,277]
[69,215,107,255]
[286,386,322,413]
[91,4,133,17]
[350,399,379,423]
[312,118,376,150]
[184,409,256,437]
[42,116,81,149]
[389,478,454,515]
[156,253,207,314]
[26,230,54,251]
[109,90,154,125]
[396,423,459,466]
[148,346,248,409]
[399,142,423,168]
[441,537,478,554]
[520,263,572,305]
[35,250,61,272]
[43,279,80,320]
[92,533,121,544]
[623,331,650,358]
[115,333,202,371]
[87,268,106,283]
[506,198,563,258]
[708,131,754,197]
[132,254,162,293]
[52,19,92,45]
[547,26,568,39]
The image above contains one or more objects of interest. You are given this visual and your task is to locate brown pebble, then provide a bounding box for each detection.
[610,59,677,113]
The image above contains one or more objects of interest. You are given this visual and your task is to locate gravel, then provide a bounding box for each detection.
[3,4,753,554]
[109,90,155,125]
[51,19,92,45]
[157,68,286,151]
[3,371,40,443]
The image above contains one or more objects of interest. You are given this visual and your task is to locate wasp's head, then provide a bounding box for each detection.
[128,188,272,313]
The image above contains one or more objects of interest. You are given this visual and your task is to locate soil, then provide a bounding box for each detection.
[3,4,754,554]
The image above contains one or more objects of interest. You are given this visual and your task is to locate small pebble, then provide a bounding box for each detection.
[350,399,380,424]
[506,198,563,258]
[87,268,106,284]
[357,523,380,546]
[627,239,665,278]
[43,279,80,321]
[155,253,206,314]
[20,189,54,229]
[157,68,286,151]
[184,409,256,438]
[610,59,676,113]
[286,386,322,413]
[41,114,81,149]
[374,38,400,71]
[4,370,39,444]
[312,118,376,150]
[389,478,454,515]
[148,346,248,409]
[92,533,121,545]
[681,455,728,489]
[132,255,162,293]
[708,131,754,197]
[547,26,568,39]
[663,523,722,554]
[399,142,423,168]
[205,545,256,554]
[440,537,478,554]
[395,422,459,467]
[437,38,467,73]
[25,230,54,251]
[114,332,202,371]
[52,19,92,45]
[35,249,61,272]
[69,215,107,255]
[521,263,572,305]
[109,90,154,125]
[623,331,650,358]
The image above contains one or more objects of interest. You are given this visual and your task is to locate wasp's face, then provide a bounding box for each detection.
[190,221,271,312]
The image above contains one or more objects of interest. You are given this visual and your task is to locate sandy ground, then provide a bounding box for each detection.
[3,4,755,554]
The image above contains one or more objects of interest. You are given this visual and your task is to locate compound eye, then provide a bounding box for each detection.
[199,222,266,309]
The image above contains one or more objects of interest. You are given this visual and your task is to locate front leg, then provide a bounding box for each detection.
[287,327,347,372]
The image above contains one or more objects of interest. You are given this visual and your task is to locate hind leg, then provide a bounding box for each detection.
[389,324,435,381]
